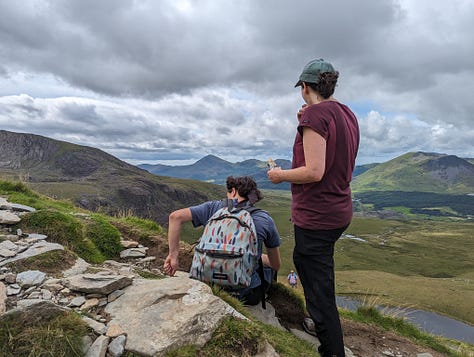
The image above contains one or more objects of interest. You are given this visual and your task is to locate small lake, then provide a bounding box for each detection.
[336,296,474,344]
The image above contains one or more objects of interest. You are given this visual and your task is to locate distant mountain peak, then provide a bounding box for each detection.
[353,151,474,193]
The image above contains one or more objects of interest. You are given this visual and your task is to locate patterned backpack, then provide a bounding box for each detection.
[189,205,260,288]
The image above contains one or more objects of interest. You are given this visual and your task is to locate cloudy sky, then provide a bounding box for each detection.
[1,0,473,166]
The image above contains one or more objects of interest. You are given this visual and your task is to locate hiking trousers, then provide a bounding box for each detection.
[293,224,347,357]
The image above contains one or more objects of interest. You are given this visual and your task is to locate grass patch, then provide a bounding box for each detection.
[340,306,466,357]
[135,269,166,279]
[85,214,122,259]
[16,210,105,264]
[166,317,264,357]
[7,249,77,275]
[110,215,165,246]
[336,270,474,326]
[0,310,88,357]
[210,285,250,319]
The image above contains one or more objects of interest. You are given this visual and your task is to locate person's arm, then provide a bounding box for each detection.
[163,207,193,276]
[261,247,281,271]
[268,127,326,184]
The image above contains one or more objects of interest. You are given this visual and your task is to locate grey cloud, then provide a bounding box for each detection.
[0,1,473,165]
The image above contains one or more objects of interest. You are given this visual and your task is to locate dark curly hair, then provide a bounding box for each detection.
[305,71,339,99]
[226,176,263,204]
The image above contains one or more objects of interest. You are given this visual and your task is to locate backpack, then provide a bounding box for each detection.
[189,205,260,289]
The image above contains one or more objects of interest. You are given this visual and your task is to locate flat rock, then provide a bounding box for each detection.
[63,273,132,295]
[85,335,109,357]
[16,270,46,287]
[0,211,21,224]
[105,275,246,356]
[120,247,148,258]
[0,241,64,267]
[9,203,36,212]
[62,257,90,277]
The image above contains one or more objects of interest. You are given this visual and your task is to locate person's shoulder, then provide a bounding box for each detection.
[250,208,272,220]
[191,200,224,214]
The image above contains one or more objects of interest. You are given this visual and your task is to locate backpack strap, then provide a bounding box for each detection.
[245,206,267,309]
[226,203,267,309]
[257,256,267,309]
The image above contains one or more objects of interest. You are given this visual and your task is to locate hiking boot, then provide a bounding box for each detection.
[303,317,317,337]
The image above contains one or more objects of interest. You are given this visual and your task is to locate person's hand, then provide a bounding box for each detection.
[297,104,308,120]
[163,254,179,276]
[267,167,283,184]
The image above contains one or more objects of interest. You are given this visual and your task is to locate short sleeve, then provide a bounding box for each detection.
[252,211,281,248]
[189,200,223,227]
[297,104,331,140]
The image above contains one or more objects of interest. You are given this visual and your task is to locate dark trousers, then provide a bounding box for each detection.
[293,225,347,357]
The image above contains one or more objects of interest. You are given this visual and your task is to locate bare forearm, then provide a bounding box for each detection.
[167,220,181,257]
[277,166,322,184]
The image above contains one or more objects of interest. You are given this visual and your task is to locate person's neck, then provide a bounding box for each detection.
[310,95,336,105]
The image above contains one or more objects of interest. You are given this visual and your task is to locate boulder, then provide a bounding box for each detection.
[105,275,246,356]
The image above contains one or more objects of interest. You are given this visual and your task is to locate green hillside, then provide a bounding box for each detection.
[0,130,223,225]
[352,152,474,194]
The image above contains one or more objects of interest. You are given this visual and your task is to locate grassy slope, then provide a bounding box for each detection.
[352,152,474,194]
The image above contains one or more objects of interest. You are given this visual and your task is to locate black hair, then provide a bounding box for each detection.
[226,176,263,204]
[305,71,339,99]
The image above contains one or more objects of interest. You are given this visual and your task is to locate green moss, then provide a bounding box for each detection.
[85,214,122,258]
[17,210,82,247]
[136,269,166,279]
[74,238,105,264]
[17,209,105,264]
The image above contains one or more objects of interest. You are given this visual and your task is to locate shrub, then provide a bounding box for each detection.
[0,180,31,194]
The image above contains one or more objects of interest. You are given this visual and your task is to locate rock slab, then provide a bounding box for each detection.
[105,276,246,356]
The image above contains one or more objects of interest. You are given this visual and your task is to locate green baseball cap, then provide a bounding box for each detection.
[294,58,335,87]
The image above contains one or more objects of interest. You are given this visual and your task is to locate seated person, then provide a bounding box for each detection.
[164,176,281,305]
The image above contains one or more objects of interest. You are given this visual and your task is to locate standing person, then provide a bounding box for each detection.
[164,176,281,306]
[287,270,298,288]
[267,58,359,357]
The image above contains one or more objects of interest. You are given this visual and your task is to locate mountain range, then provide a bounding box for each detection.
[139,152,474,194]
[139,155,293,190]
[1,130,473,222]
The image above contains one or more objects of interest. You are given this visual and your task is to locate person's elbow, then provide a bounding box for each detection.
[307,167,324,182]
[269,249,281,271]
[169,208,191,225]
[272,259,281,272]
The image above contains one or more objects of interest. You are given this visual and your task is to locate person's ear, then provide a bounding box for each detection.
[302,82,309,94]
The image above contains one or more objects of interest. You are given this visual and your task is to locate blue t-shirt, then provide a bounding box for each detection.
[190,200,281,291]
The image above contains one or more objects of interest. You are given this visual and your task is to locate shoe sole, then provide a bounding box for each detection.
[302,320,318,337]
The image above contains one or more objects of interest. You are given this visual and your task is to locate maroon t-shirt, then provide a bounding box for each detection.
[291,101,359,230]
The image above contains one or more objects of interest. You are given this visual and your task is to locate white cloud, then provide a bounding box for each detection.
[0,0,473,166]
